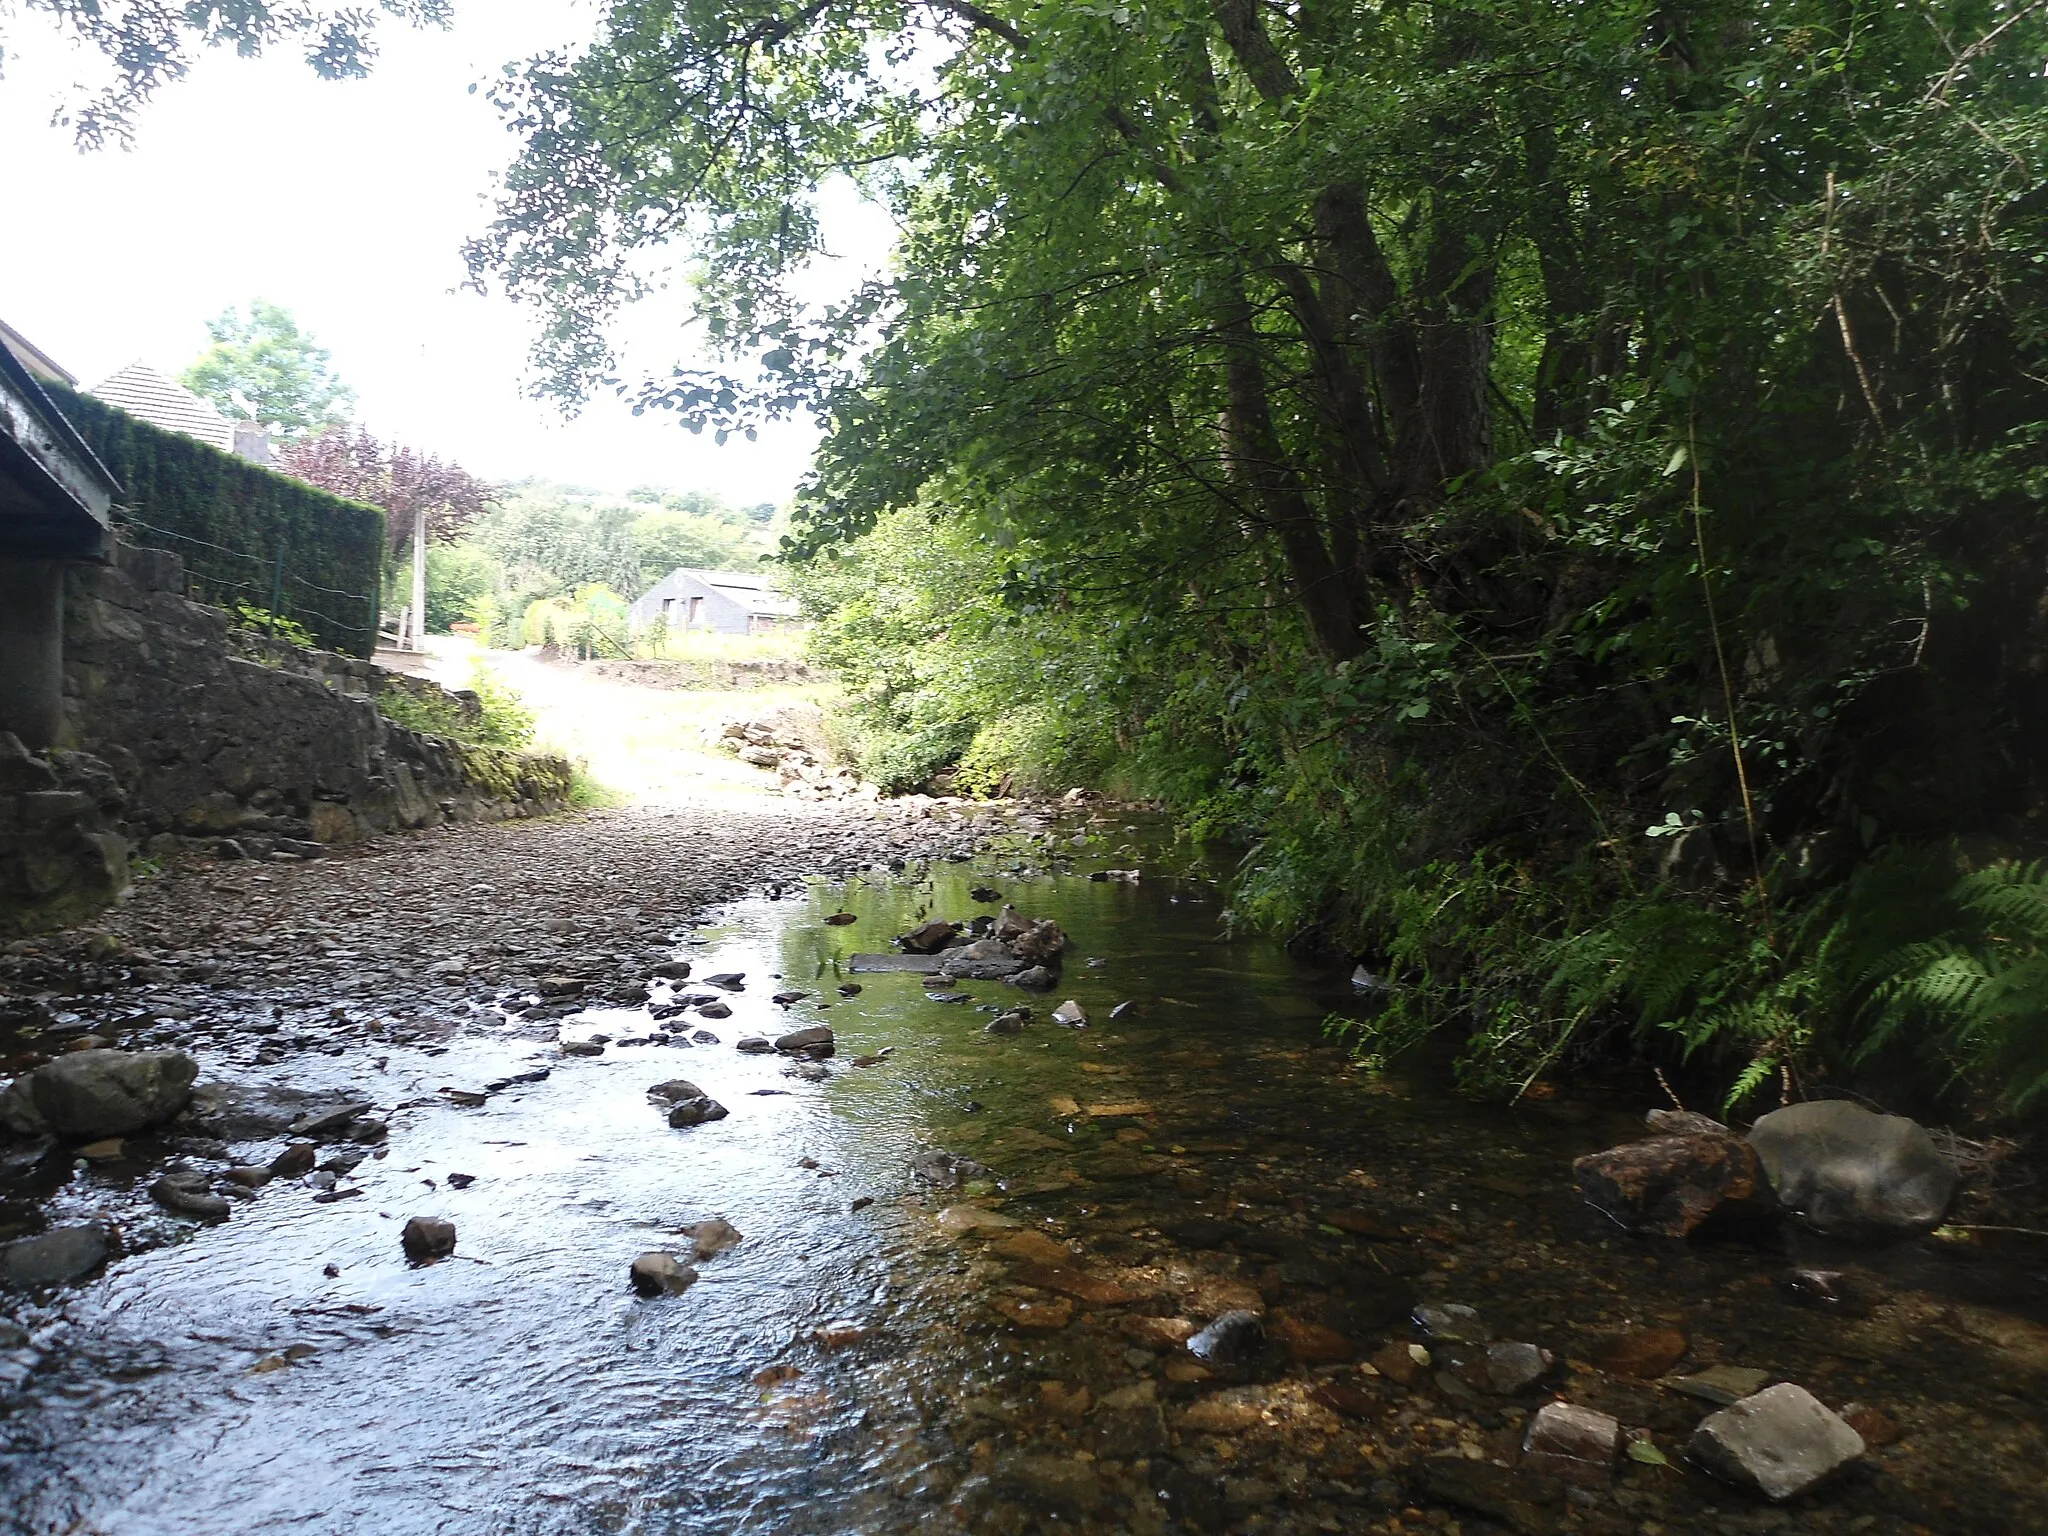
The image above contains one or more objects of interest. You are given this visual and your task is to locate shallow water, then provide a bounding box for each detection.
[3,823,2046,1534]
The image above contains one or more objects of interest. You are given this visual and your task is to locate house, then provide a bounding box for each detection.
[0,318,77,388]
[630,567,801,636]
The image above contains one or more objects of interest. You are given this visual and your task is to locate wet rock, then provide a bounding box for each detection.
[1,1224,109,1288]
[898,921,957,955]
[1591,1326,1689,1378]
[222,1165,271,1189]
[1523,1402,1620,1485]
[911,1148,993,1189]
[1051,999,1088,1028]
[984,1010,1027,1036]
[1008,1262,1137,1304]
[629,1251,699,1296]
[1154,1465,1228,1534]
[836,984,861,997]
[1120,1314,1198,1349]
[1005,965,1052,990]
[1370,1339,1431,1386]
[985,1452,1103,1519]
[687,1217,743,1258]
[1410,1457,1563,1536]
[969,886,1002,902]
[401,1216,457,1264]
[189,1083,360,1141]
[694,1001,733,1020]
[1188,1309,1265,1363]
[1273,1314,1354,1364]
[1481,1340,1558,1394]
[151,1173,232,1221]
[990,1291,1073,1330]
[1777,1266,1879,1317]
[824,912,858,926]
[1747,1100,1956,1240]
[1572,1133,1776,1237]
[1646,1107,1728,1137]
[1687,1382,1865,1500]
[703,972,746,991]
[1413,1302,1490,1343]
[735,1035,773,1053]
[938,938,1025,980]
[270,1142,317,1178]
[770,990,807,1005]
[1839,1402,1901,1446]
[1668,1364,1772,1405]
[936,1204,1022,1236]
[647,1078,708,1103]
[1011,920,1069,965]
[773,1025,834,1057]
[559,1040,605,1057]
[0,1048,198,1139]
[690,1030,720,1044]
[650,959,692,979]
[1089,1381,1166,1456]
[667,1097,729,1128]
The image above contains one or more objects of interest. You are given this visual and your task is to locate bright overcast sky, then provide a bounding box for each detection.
[0,2,894,505]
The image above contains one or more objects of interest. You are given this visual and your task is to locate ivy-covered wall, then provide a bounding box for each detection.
[45,383,385,657]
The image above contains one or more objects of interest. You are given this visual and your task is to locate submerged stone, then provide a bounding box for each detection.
[1572,1134,1775,1237]
[0,1224,108,1289]
[629,1251,698,1296]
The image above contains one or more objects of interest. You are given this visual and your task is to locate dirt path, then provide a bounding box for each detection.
[411,636,824,805]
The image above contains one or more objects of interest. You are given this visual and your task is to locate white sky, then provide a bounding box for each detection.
[0,2,895,505]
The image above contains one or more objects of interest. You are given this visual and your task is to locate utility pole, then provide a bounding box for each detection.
[408,497,427,651]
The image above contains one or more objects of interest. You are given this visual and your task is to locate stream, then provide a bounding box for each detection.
[2,817,2045,1534]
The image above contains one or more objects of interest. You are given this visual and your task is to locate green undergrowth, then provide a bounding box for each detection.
[375,661,537,752]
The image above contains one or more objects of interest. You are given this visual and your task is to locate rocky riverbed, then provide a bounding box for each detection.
[2,805,2046,1535]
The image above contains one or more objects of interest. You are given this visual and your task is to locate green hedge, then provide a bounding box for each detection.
[46,383,385,657]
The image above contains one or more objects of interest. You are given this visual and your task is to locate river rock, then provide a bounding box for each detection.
[401,1216,457,1263]
[1523,1402,1620,1485]
[912,1148,993,1189]
[1051,1000,1088,1028]
[151,1173,230,1221]
[270,1141,317,1178]
[1572,1133,1775,1237]
[188,1083,359,1141]
[646,1078,707,1103]
[1411,1457,1563,1536]
[1646,1107,1729,1137]
[1669,1364,1773,1405]
[651,959,692,978]
[1482,1341,1557,1394]
[735,1035,773,1053]
[687,1217,743,1258]
[1414,1303,1490,1343]
[694,1001,733,1020]
[1008,965,1055,990]
[1746,1100,1956,1240]
[0,1049,198,1139]
[1188,1309,1265,1364]
[1687,1382,1865,1500]
[667,1096,729,1128]
[984,1010,1027,1036]
[1591,1325,1688,1378]
[0,1224,109,1288]
[774,1025,835,1057]
[629,1251,698,1296]
[898,921,957,954]
[938,939,1026,980]
[1011,920,1069,964]
[1777,1266,1879,1317]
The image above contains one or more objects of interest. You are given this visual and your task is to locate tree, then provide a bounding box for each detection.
[280,425,495,649]
[182,302,354,438]
[17,0,451,148]
[280,426,494,560]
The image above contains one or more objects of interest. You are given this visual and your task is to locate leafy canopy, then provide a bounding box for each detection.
[182,301,355,438]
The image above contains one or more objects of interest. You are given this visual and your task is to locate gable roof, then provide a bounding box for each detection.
[90,361,235,451]
[669,567,801,618]
[0,318,75,387]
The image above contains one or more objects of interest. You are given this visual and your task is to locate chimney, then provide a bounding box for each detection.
[232,421,272,467]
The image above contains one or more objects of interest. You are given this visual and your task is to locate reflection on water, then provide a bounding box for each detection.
[4,822,2046,1534]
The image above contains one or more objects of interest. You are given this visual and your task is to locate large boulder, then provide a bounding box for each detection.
[1572,1134,1776,1237]
[0,1049,198,1139]
[0,1224,109,1288]
[1746,1100,1956,1240]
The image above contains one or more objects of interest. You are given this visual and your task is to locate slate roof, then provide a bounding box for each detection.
[90,362,235,451]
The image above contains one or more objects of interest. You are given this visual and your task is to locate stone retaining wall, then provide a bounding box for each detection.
[0,543,573,934]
